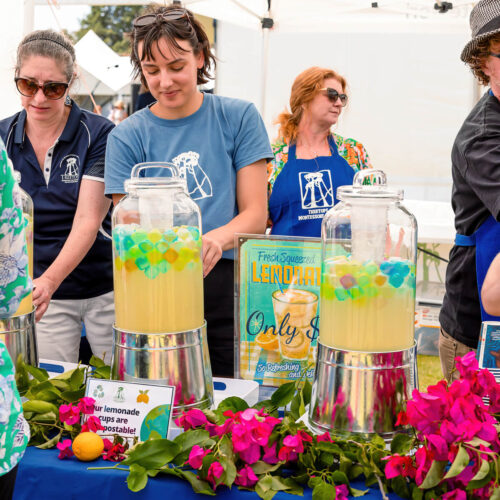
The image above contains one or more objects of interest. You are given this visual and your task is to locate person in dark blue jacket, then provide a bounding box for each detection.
[0,30,115,363]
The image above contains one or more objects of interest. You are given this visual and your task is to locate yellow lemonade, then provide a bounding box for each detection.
[113,225,203,333]
[272,289,318,360]
[319,256,415,352]
[14,215,33,316]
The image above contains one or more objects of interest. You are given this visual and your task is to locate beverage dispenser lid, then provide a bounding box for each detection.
[124,162,187,193]
[337,169,403,201]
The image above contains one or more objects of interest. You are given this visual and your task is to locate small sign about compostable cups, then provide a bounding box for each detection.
[85,379,175,441]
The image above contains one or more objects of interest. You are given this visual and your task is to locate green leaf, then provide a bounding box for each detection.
[390,433,414,455]
[92,365,111,379]
[301,380,312,406]
[490,486,500,500]
[391,475,410,499]
[470,458,490,482]
[443,445,470,479]
[36,430,62,449]
[312,481,336,500]
[370,434,386,449]
[69,368,85,390]
[219,434,235,462]
[348,464,363,480]
[89,355,105,367]
[319,451,334,467]
[50,379,71,391]
[419,460,446,489]
[127,464,148,492]
[25,364,49,382]
[173,429,210,454]
[60,388,86,402]
[270,382,296,407]
[173,469,215,496]
[23,400,59,415]
[123,439,180,469]
[316,441,342,454]
[256,475,273,495]
[411,484,424,500]
[219,454,237,488]
[31,389,61,402]
[31,411,57,424]
[331,470,349,484]
[252,400,278,417]
[216,396,249,414]
[349,486,369,497]
[251,461,283,475]
[280,478,303,496]
[466,436,491,448]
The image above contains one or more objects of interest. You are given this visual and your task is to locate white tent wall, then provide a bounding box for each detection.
[0,2,24,118]
[216,20,474,201]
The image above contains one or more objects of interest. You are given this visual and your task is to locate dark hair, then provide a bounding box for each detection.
[275,67,347,144]
[469,33,500,86]
[130,5,215,87]
[16,29,75,82]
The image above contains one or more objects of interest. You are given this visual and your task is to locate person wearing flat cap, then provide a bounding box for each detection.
[439,0,500,381]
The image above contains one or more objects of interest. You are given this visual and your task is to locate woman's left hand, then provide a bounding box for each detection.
[32,275,58,321]
[202,234,223,277]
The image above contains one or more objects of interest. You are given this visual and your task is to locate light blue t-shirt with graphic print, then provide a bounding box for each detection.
[104,93,273,259]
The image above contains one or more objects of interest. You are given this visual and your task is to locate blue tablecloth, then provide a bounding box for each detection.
[14,446,401,500]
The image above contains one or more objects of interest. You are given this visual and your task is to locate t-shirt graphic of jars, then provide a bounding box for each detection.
[172,151,213,200]
[299,170,333,209]
[113,386,125,403]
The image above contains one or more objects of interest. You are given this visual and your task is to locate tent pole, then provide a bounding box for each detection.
[260,1,273,120]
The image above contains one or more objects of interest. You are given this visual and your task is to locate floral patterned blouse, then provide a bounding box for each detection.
[0,138,30,475]
[267,133,373,198]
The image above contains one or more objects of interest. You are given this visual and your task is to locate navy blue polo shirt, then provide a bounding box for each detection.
[0,101,114,300]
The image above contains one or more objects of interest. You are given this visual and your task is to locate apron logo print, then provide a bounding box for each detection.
[172,151,213,201]
[299,170,333,209]
[60,155,80,184]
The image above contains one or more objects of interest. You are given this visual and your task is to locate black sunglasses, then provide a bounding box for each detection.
[133,9,190,28]
[320,87,348,107]
[490,52,500,59]
[15,77,71,100]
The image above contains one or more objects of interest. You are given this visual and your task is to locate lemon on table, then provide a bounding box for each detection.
[72,432,104,461]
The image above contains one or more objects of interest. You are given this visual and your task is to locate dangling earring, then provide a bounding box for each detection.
[65,94,71,106]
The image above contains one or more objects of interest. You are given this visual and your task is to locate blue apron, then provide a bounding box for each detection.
[269,135,355,237]
[455,215,500,321]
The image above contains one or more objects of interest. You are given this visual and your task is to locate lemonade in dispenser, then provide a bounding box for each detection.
[309,169,418,438]
[111,163,213,412]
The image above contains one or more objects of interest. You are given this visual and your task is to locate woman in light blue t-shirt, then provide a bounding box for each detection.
[105,5,273,377]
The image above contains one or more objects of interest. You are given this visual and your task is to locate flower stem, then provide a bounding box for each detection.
[375,474,389,500]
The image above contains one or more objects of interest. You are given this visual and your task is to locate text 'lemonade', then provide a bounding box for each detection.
[272,288,318,360]
[320,255,415,351]
[14,214,33,316]
[113,224,203,333]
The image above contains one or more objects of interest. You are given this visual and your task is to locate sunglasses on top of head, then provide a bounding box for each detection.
[490,52,500,59]
[15,77,72,100]
[319,87,348,107]
[133,8,190,28]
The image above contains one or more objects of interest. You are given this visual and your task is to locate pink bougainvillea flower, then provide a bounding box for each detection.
[102,439,126,462]
[262,441,280,465]
[206,461,224,490]
[187,445,211,469]
[234,464,259,487]
[56,439,74,460]
[335,484,349,500]
[59,403,80,426]
[383,454,416,479]
[175,408,208,431]
[77,397,95,415]
[455,351,478,379]
[442,488,467,500]
[316,432,333,443]
[427,434,449,461]
[239,443,261,465]
[82,415,104,433]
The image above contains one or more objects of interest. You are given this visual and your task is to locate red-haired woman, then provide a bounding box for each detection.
[267,66,372,237]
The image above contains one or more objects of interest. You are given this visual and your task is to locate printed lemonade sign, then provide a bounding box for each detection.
[236,234,322,386]
[85,379,175,441]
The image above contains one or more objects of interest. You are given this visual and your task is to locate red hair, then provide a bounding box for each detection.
[275,66,347,144]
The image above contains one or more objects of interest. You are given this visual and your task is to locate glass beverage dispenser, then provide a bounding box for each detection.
[309,170,418,438]
[0,170,38,369]
[110,163,213,412]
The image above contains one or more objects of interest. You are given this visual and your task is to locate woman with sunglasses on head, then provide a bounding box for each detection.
[0,30,115,363]
[268,67,372,237]
[104,6,272,377]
